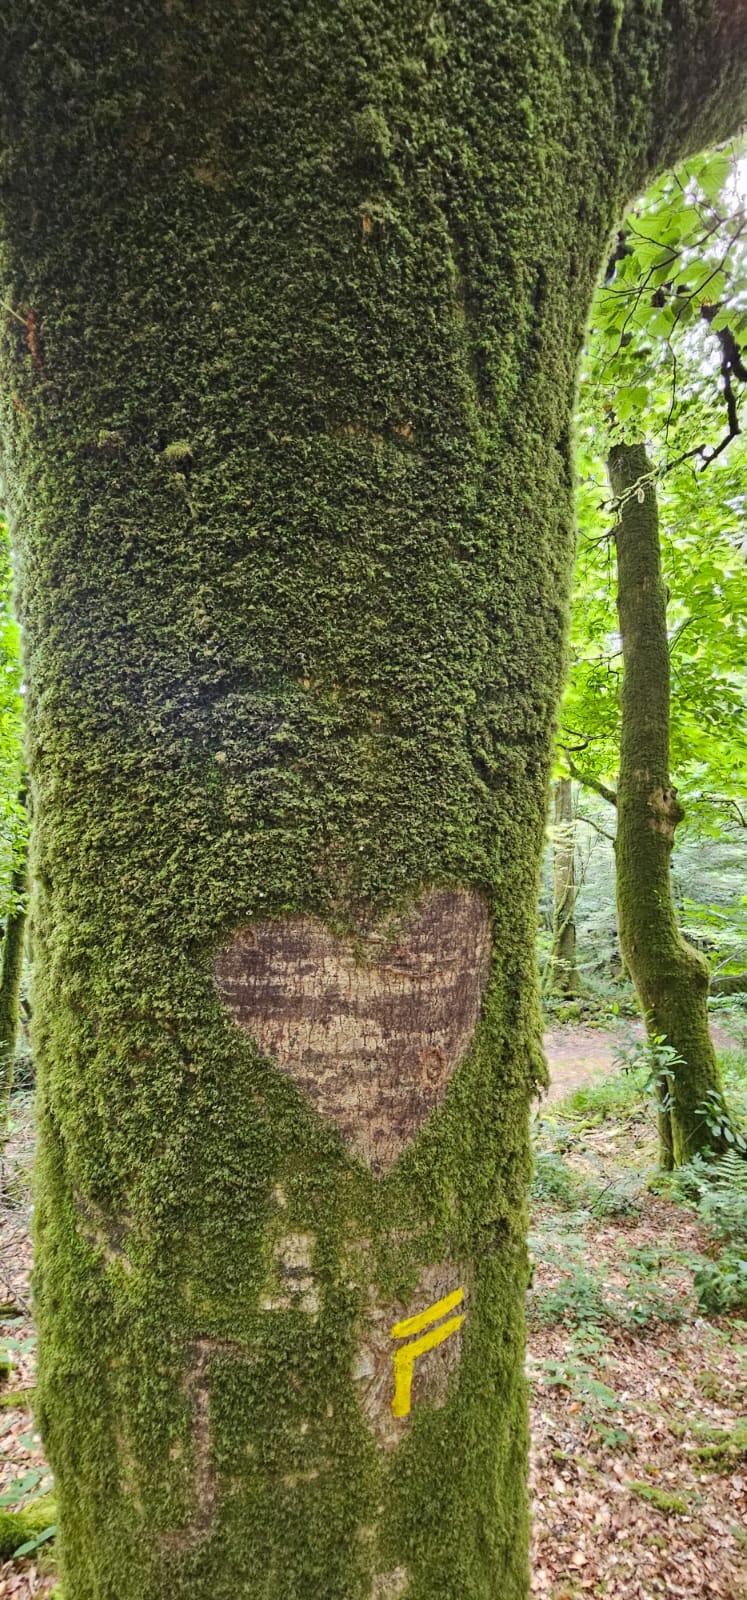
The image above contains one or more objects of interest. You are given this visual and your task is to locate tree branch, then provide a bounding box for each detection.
[562,751,617,808]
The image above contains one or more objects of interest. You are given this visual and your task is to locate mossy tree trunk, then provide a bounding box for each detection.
[0,783,27,1119]
[549,777,580,997]
[710,972,747,996]
[610,443,733,1168]
[0,6,745,1598]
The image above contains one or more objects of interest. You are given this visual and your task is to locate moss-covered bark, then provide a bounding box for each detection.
[710,972,747,997]
[549,778,580,997]
[610,443,733,1167]
[0,5,745,1598]
[0,784,27,1113]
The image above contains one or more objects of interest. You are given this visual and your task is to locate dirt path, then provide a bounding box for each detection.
[543,1019,743,1103]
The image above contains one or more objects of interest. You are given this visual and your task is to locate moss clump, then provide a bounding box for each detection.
[692,1417,747,1466]
[0,1495,56,1559]
[0,1385,34,1409]
[629,1482,691,1516]
[161,440,194,471]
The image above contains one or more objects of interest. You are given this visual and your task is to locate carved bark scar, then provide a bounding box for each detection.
[215,888,492,1173]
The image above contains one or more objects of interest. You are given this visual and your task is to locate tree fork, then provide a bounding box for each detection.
[609,442,733,1167]
[0,3,745,1597]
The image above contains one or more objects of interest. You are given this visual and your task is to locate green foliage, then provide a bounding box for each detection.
[530,1151,582,1208]
[696,1090,747,1152]
[534,1046,747,1332]
[539,791,747,1005]
[719,1049,747,1127]
[529,1230,691,1333]
[693,1250,747,1314]
[668,1145,747,1312]
[0,1495,56,1560]
[549,141,747,1007]
[613,1029,685,1110]
[0,1386,35,1410]
[556,1066,650,1127]
[673,1148,747,1237]
[530,1263,611,1329]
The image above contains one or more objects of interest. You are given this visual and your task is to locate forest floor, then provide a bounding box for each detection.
[0,1024,745,1599]
[543,1019,739,1104]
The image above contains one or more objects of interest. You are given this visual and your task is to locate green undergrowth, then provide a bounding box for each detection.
[527,1048,747,1510]
[0,1494,56,1560]
[541,983,747,1035]
[542,989,640,1027]
[530,1046,747,1361]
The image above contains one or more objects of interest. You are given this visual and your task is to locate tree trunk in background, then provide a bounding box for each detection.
[0,785,27,1119]
[710,972,747,996]
[610,443,733,1168]
[549,778,580,996]
[0,5,745,1597]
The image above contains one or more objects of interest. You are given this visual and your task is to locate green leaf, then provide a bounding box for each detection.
[698,152,732,204]
[12,1524,56,1559]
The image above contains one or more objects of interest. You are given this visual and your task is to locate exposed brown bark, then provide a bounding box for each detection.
[215,888,491,1174]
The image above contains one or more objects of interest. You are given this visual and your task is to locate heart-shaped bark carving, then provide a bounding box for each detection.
[215,888,491,1173]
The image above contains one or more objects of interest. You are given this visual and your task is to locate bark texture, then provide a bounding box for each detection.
[0,788,27,1112]
[610,443,731,1167]
[215,889,492,1173]
[0,4,745,1598]
[549,778,580,997]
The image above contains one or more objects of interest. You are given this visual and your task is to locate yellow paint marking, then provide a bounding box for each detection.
[391,1314,466,1417]
[390,1288,464,1341]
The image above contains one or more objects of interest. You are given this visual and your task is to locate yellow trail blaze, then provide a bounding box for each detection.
[390,1288,464,1341]
[390,1289,466,1419]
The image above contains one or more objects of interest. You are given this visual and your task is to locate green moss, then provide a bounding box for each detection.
[161,440,195,471]
[0,1386,34,1409]
[628,1483,691,1516]
[692,1417,747,1465]
[0,783,27,1110]
[610,444,732,1165]
[0,1495,56,1559]
[0,3,744,1598]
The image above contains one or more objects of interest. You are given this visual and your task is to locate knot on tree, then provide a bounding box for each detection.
[647,785,684,840]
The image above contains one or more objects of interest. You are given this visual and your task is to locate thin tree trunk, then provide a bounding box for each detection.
[710,972,747,996]
[609,443,732,1167]
[0,784,27,1117]
[0,6,745,1598]
[549,778,580,996]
